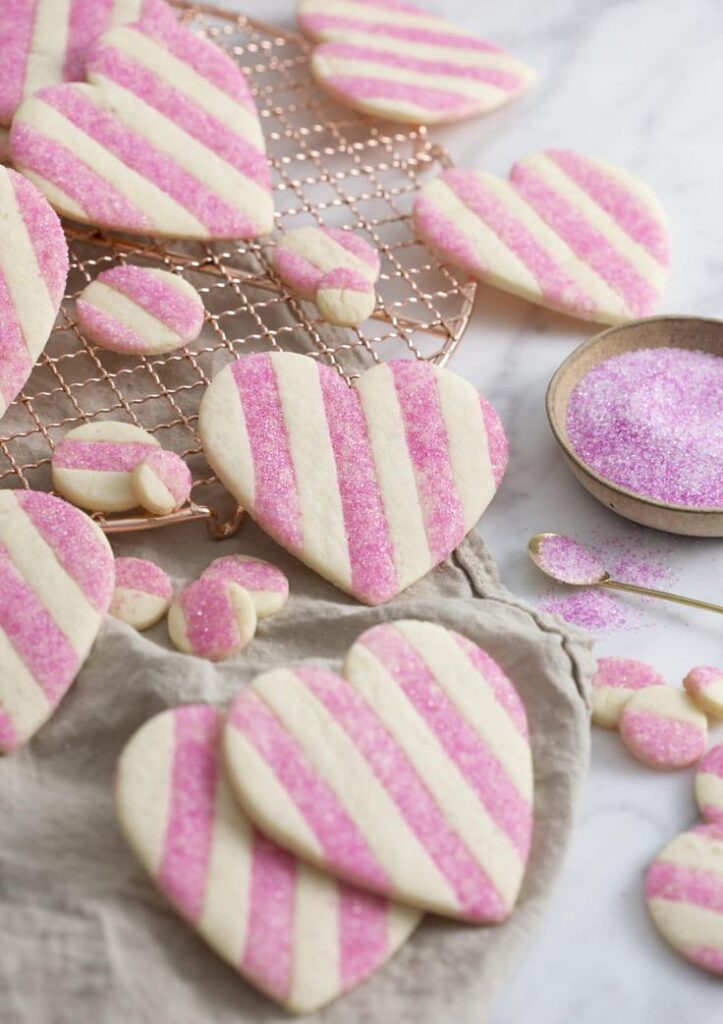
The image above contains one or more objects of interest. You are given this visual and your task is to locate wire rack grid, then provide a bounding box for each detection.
[0,0,477,536]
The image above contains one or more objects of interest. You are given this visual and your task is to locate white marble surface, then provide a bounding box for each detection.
[209,1,723,1019]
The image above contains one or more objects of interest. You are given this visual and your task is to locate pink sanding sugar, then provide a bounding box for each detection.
[535,534,604,584]
[566,346,723,509]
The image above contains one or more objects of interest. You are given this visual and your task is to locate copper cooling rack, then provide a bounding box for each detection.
[0,0,476,536]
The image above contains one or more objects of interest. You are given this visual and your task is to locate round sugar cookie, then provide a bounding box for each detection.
[591,657,665,729]
[131,449,192,516]
[223,619,533,922]
[619,686,708,770]
[684,666,723,720]
[0,166,69,418]
[109,557,172,630]
[116,704,421,1013]
[167,577,257,661]
[76,266,205,356]
[413,153,669,325]
[646,823,723,976]
[201,555,289,619]
[52,421,160,513]
[0,490,114,753]
[299,0,534,126]
[273,227,379,327]
[695,745,723,825]
[9,13,273,240]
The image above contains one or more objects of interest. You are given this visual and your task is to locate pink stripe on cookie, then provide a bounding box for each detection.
[321,73,474,115]
[479,396,509,489]
[63,0,115,82]
[175,578,245,660]
[159,704,220,921]
[241,830,296,1001]
[201,555,288,619]
[319,267,372,292]
[318,361,397,605]
[591,657,664,729]
[390,360,465,563]
[228,688,390,890]
[300,14,498,52]
[647,860,723,916]
[696,743,723,824]
[297,663,508,921]
[0,267,32,408]
[11,170,69,305]
[115,556,172,599]
[0,0,36,125]
[53,439,157,472]
[619,686,708,769]
[96,266,204,339]
[412,190,484,276]
[338,884,388,989]
[684,666,723,719]
[453,632,529,738]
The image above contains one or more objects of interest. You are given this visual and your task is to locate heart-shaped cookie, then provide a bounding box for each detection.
[223,620,533,921]
[116,704,421,1013]
[198,352,508,605]
[0,490,114,753]
[413,151,669,324]
[0,0,173,129]
[0,166,68,418]
[297,0,534,125]
[10,13,273,239]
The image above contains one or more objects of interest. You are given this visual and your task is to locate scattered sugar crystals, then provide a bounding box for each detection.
[567,346,723,509]
[535,534,604,584]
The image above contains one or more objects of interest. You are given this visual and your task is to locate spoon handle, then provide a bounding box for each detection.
[601,578,723,615]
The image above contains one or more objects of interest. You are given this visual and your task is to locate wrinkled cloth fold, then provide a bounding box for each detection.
[0,521,593,1024]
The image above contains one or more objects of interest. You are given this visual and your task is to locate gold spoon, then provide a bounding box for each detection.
[528,532,723,615]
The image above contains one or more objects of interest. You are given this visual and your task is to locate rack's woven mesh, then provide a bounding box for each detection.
[0,1,476,533]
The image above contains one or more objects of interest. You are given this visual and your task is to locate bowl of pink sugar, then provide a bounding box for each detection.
[547,317,723,537]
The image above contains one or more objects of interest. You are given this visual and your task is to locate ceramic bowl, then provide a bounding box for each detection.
[546,316,723,538]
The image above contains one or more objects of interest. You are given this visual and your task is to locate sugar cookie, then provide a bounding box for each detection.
[131,449,192,516]
[646,823,723,975]
[201,555,288,619]
[0,490,114,753]
[223,620,533,922]
[109,556,172,630]
[695,745,723,825]
[10,13,273,239]
[413,152,669,325]
[116,704,420,1012]
[273,227,379,327]
[0,166,69,418]
[199,352,507,605]
[684,666,723,720]
[76,265,204,355]
[52,421,160,513]
[167,577,256,660]
[591,657,665,730]
[0,0,173,130]
[619,686,708,770]
[298,0,534,126]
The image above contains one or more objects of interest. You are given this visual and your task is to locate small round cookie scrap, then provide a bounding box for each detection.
[201,555,289,619]
[167,577,256,661]
[646,823,723,976]
[109,557,172,631]
[273,226,379,326]
[592,657,665,730]
[76,266,205,356]
[619,686,708,770]
[696,745,723,825]
[684,666,723,720]
[131,449,192,516]
[52,421,160,513]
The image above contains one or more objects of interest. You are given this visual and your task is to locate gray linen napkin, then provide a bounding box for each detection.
[0,520,593,1024]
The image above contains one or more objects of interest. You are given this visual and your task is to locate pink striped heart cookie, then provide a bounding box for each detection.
[0,166,69,418]
[10,12,273,239]
[110,556,172,630]
[0,490,114,753]
[0,0,173,130]
[116,704,420,1012]
[223,620,533,922]
[201,555,289,619]
[52,420,161,512]
[167,577,257,661]
[413,151,669,325]
[591,657,664,730]
[619,686,708,770]
[273,227,379,327]
[298,0,534,126]
[684,666,723,720]
[696,745,723,825]
[132,449,192,516]
[76,265,205,356]
[646,823,723,975]
[199,352,508,605]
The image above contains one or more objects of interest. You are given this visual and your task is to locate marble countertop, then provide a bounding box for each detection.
[205,1,723,1019]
